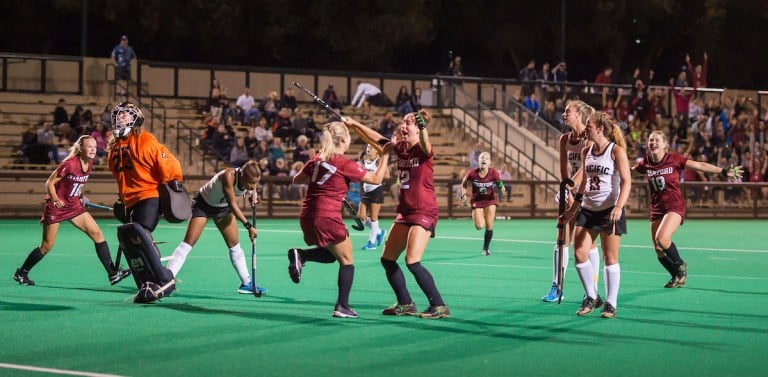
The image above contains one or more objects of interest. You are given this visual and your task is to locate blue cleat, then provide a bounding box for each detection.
[237,281,267,295]
[375,229,387,246]
[361,241,377,250]
[542,283,563,302]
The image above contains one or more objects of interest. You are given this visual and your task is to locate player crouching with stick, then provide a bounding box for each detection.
[287,120,390,318]
[13,135,131,286]
[166,161,266,295]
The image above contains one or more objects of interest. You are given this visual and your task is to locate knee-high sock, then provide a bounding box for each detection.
[663,242,684,266]
[167,242,192,277]
[657,256,678,277]
[576,261,596,299]
[20,247,45,272]
[95,241,116,275]
[381,258,412,304]
[365,217,372,228]
[369,220,380,243]
[337,264,354,307]
[228,243,250,284]
[301,247,337,263]
[407,262,445,307]
[483,229,493,251]
[552,245,569,284]
[588,247,600,292]
[604,263,621,308]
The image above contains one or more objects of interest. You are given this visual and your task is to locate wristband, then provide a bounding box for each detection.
[497,181,504,189]
[415,114,426,130]
[573,193,584,202]
[243,221,253,230]
[721,168,727,175]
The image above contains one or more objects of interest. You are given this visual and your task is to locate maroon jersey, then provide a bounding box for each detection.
[41,157,92,224]
[634,152,688,220]
[394,140,438,216]
[298,154,367,218]
[465,167,500,208]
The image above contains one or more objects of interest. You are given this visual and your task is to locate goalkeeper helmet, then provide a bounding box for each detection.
[112,101,144,138]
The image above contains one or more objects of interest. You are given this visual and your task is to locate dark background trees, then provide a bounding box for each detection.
[1,0,767,89]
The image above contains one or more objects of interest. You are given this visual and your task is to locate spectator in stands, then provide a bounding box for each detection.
[322,83,343,112]
[280,88,298,114]
[20,124,38,164]
[52,98,72,144]
[223,101,243,125]
[272,107,293,141]
[209,79,228,122]
[594,66,613,94]
[292,135,313,164]
[288,161,307,201]
[111,35,136,97]
[497,163,513,202]
[252,140,269,162]
[230,136,249,168]
[90,122,108,165]
[254,116,273,143]
[674,70,688,89]
[537,62,553,99]
[351,81,387,119]
[68,105,85,142]
[270,157,290,199]
[447,55,463,77]
[211,123,233,161]
[291,111,317,144]
[378,111,397,140]
[412,88,423,111]
[236,87,261,125]
[395,85,415,115]
[101,103,113,130]
[244,126,259,157]
[552,62,568,95]
[524,93,541,114]
[519,59,537,97]
[685,52,708,88]
[37,122,60,164]
[469,142,482,169]
[261,91,280,124]
[268,137,285,164]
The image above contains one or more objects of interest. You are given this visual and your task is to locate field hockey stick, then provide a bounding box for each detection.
[555,178,574,304]
[250,198,265,298]
[292,81,391,154]
[342,199,365,231]
[82,196,113,211]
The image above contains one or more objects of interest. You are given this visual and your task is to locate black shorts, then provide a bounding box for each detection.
[116,66,131,81]
[191,193,231,219]
[127,197,160,232]
[361,186,385,205]
[575,206,627,235]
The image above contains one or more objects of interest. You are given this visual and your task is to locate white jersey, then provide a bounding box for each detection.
[198,168,248,207]
[583,143,620,211]
[565,133,588,177]
[362,158,381,192]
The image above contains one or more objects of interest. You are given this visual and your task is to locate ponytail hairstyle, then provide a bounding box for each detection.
[317,121,350,161]
[240,160,262,184]
[591,111,627,150]
[64,135,95,162]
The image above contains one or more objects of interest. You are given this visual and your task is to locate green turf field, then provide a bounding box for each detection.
[1,218,767,377]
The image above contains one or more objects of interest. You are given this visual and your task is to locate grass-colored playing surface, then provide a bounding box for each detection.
[1,217,766,377]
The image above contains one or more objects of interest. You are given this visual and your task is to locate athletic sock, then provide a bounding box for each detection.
[365,217,372,228]
[483,229,493,251]
[604,263,621,308]
[228,243,251,284]
[94,241,116,275]
[301,247,337,263]
[336,264,354,307]
[663,242,684,267]
[576,261,596,299]
[369,220,380,244]
[407,262,445,307]
[657,256,678,277]
[20,247,45,272]
[167,242,192,277]
[588,247,600,293]
[381,258,412,304]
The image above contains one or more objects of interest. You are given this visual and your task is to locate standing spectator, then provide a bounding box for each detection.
[447,55,463,77]
[208,79,228,122]
[685,52,708,88]
[236,87,261,125]
[594,66,613,94]
[321,83,343,112]
[12,136,131,287]
[110,35,136,98]
[395,85,415,115]
[519,59,537,97]
[552,61,569,96]
[537,62,553,99]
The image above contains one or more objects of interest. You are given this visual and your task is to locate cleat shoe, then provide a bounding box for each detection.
[601,302,617,318]
[332,304,359,318]
[361,241,377,251]
[237,281,254,294]
[542,283,563,302]
[419,305,450,319]
[664,276,680,288]
[676,263,687,287]
[576,296,601,316]
[288,248,303,284]
[381,302,418,316]
[375,229,387,246]
[109,268,132,286]
[482,249,491,256]
[13,269,35,286]
[594,295,604,309]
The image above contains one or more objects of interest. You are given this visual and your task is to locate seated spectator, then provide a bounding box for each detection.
[269,157,290,199]
[209,78,229,122]
[230,136,249,167]
[395,85,415,115]
[68,105,85,143]
[268,137,285,164]
[291,111,317,144]
[252,139,269,161]
[261,91,280,124]
[272,107,293,140]
[36,122,59,164]
[280,88,298,114]
[89,122,108,164]
[287,161,307,200]
[322,83,343,112]
[100,103,113,130]
[292,135,313,164]
[52,98,72,143]
[412,88,423,111]
[211,123,233,161]
[497,163,513,202]
[223,101,243,125]
[236,87,260,125]
[378,111,397,140]
[244,126,259,156]
[254,116,273,143]
[19,124,38,164]
[523,93,541,114]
